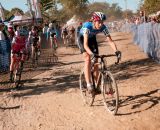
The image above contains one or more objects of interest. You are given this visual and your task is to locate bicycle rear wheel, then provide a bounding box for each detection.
[14,62,23,88]
[79,70,95,106]
[32,48,38,68]
[101,71,119,115]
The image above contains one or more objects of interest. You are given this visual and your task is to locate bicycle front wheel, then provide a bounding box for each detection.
[101,71,119,115]
[14,62,23,88]
[79,70,95,106]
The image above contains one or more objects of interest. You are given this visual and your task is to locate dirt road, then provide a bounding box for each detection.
[0,32,160,130]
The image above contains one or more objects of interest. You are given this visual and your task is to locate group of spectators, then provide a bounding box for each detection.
[121,10,160,62]
[128,10,160,25]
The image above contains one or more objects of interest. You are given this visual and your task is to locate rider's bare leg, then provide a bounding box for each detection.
[83,52,94,91]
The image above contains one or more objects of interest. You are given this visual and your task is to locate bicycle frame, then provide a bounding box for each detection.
[91,54,120,90]
[12,52,26,88]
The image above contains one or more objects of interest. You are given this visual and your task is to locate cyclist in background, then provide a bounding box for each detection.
[66,26,75,45]
[78,12,121,93]
[47,23,58,50]
[28,26,41,61]
[9,27,29,82]
[61,26,68,45]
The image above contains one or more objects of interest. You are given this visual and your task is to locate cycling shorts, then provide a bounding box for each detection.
[77,35,99,54]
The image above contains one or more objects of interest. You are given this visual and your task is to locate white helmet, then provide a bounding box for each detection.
[49,23,53,28]
[8,23,13,28]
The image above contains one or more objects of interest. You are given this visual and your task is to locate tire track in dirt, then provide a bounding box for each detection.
[0,32,160,130]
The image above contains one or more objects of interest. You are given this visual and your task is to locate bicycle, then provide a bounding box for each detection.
[10,51,27,88]
[50,34,58,53]
[32,42,40,68]
[79,54,121,115]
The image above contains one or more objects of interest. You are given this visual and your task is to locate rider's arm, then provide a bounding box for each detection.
[28,31,31,44]
[83,33,93,55]
[11,37,16,48]
[38,31,41,43]
[106,35,118,52]
[102,26,118,52]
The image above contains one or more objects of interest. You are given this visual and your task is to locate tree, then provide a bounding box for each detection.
[108,3,123,19]
[58,0,89,17]
[4,8,24,20]
[122,9,134,19]
[88,2,123,21]
[142,0,160,14]
[10,8,24,15]
[40,0,55,12]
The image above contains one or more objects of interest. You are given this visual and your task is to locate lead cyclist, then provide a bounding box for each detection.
[78,12,121,93]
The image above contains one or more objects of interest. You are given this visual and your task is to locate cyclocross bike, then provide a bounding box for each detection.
[79,54,121,115]
[32,41,40,68]
[11,51,27,88]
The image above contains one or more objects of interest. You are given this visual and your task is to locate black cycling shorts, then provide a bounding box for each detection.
[77,35,99,54]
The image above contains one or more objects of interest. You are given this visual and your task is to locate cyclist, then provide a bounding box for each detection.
[28,26,41,61]
[47,23,58,49]
[61,26,68,45]
[66,26,75,45]
[78,12,121,93]
[9,27,29,82]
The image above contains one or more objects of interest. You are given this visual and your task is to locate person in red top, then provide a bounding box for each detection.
[9,27,29,82]
[7,23,15,41]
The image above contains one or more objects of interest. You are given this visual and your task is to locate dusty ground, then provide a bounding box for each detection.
[0,32,160,130]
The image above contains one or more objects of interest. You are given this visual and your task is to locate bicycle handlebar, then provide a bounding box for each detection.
[95,54,121,64]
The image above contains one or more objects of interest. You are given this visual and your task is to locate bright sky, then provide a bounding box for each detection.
[0,0,141,13]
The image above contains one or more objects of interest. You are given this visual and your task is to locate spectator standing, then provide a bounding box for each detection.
[61,25,68,45]
[43,23,48,39]
[139,11,148,23]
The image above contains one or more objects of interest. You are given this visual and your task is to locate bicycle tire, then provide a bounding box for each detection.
[35,51,38,66]
[101,71,119,115]
[32,48,38,68]
[14,62,23,88]
[79,70,95,106]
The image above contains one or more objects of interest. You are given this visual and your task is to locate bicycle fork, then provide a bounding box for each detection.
[91,71,102,90]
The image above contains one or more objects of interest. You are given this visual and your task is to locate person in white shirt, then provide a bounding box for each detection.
[43,23,48,39]
[47,23,58,50]
[0,23,5,40]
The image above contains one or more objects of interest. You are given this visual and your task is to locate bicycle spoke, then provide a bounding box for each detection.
[79,71,95,106]
[102,71,119,115]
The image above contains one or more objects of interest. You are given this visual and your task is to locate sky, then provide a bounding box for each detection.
[0,0,141,13]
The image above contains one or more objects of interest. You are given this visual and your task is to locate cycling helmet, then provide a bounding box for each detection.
[92,12,107,21]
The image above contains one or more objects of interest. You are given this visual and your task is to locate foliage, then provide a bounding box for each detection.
[58,0,89,17]
[122,9,134,19]
[141,0,160,14]
[3,0,136,23]
[88,2,123,21]
[3,8,24,20]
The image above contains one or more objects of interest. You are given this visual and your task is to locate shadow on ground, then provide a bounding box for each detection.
[118,88,160,115]
[10,69,80,98]
[109,58,160,81]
